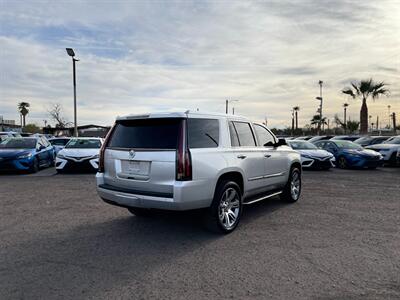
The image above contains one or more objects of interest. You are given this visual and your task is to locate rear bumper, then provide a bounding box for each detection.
[96,173,213,211]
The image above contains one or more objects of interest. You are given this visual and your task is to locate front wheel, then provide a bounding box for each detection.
[30,158,39,173]
[337,156,348,169]
[280,167,301,203]
[204,180,242,234]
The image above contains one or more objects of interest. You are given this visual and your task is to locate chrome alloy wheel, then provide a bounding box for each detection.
[290,170,301,200]
[218,188,240,230]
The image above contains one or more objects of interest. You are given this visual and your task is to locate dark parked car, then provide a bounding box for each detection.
[49,137,71,155]
[313,140,383,169]
[0,137,55,173]
[354,136,391,147]
[308,135,334,143]
[295,136,313,140]
[330,135,361,142]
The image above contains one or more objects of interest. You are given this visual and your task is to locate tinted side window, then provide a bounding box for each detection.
[254,124,275,146]
[187,118,219,148]
[109,118,181,149]
[233,122,256,147]
[229,122,240,147]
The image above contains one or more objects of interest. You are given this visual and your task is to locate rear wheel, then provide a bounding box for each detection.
[338,156,348,169]
[280,167,301,203]
[127,207,154,217]
[204,180,242,234]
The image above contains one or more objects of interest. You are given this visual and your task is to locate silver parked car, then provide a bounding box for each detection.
[96,112,302,233]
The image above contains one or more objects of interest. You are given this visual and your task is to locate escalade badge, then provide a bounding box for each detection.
[129,150,136,159]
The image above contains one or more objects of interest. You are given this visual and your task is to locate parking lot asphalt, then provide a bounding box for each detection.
[0,168,399,300]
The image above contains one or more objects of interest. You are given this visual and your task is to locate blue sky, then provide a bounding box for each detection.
[0,0,399,128]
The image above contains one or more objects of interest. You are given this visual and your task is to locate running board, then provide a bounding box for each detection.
[243,191,283,205]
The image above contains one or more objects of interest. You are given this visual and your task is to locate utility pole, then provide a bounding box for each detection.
[368,115,372,132]
[392,113,396,133]
[376,116,379,130]
[66,48,79,137]
[291,109,294,136]
[232,107,235,115]
[225,100,228,114]
[343,103,348,134]
[316,80,323,135]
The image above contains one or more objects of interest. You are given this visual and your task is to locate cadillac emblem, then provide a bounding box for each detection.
[129,150,136,160]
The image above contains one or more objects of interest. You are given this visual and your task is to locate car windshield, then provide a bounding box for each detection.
[354,137,371,144]
[0,138,36,149]
[65,139,101,149]
[288,141,317,150]
[385,137,400,144]
[334,140,363,150]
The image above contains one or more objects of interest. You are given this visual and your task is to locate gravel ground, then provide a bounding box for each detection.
[0,168,399,299]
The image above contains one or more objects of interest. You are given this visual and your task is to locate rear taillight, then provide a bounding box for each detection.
[176,119,192,181]
[98,123,116,173]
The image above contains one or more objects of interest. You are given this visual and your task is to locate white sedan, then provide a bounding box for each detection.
[56,137,103,172]
[287,140,336,170]
[366,136,400,166]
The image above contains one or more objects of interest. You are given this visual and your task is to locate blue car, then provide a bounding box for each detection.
[313,140,383,169]
[0,137,55,173]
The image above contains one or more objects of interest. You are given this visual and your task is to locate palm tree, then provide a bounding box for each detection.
[342,79,389,134]
[346,120,360,134]
[17,102,30,127]
[310,114,327,129]
[293,106,300,130]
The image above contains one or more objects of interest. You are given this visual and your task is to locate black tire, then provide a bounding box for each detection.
[367,166,377,170]
[337,156,348,169]
[49,154,55,167]
[127,207,154,217]
[30,158,39,173]
[204,180,242,234]
[280,167,301,203]
[388,153,397,166]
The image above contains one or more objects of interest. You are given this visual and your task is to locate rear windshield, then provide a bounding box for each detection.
[108,118,182,149]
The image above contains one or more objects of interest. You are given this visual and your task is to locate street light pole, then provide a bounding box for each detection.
[66,48,79,137]
[318,80,323,135]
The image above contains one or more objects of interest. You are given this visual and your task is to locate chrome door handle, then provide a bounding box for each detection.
[264,154,271,158]
[237,154,247,159]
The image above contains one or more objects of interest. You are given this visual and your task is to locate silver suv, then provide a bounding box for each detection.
[96,111,302,233]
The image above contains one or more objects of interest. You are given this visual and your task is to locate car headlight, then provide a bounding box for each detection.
[301,154,313,159]
[93,154,100,159]
[57,153,66,159]
[17,153,32,159]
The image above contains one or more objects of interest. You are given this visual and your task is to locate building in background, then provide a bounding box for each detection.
[43,124,110,137]
[0,116,20,132]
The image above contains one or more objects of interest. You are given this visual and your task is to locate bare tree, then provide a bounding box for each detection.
[48,104,72,128]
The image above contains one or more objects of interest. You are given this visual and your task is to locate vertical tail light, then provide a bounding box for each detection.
[98,123,116,173]
[176,119,192,181]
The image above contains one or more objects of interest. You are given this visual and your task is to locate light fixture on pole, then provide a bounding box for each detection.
[66,48,79,137]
